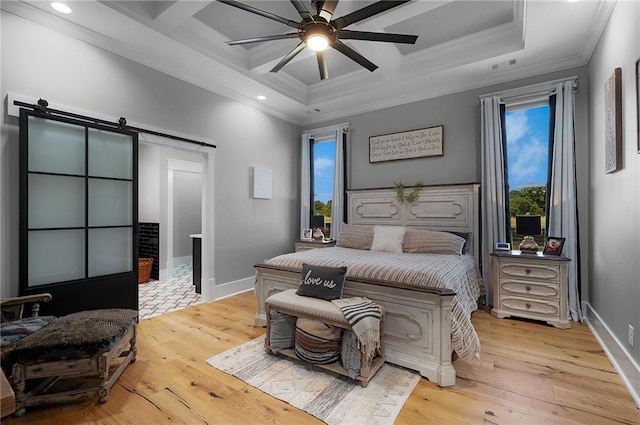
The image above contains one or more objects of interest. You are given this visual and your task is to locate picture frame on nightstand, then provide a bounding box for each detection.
[301,228,312,240]
[543,237,565,256]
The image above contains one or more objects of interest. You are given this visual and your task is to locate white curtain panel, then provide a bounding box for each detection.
[331,126,348,240]
[548,81,582,321]
[480,95,509,303]
[300,133,311,238]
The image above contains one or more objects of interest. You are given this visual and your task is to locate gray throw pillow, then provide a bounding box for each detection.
[269,310,296,349]
[296,263,347,301]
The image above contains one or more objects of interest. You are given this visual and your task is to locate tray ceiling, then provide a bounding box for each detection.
[2,0,613,125]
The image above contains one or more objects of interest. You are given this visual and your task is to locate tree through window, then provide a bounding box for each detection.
[505,104,550,249]
[311,138,335,237]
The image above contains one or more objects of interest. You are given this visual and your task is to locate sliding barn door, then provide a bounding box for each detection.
[19,110,138,316]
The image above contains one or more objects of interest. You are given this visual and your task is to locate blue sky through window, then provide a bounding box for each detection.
[313,139,335,205]
[505,105,550,190]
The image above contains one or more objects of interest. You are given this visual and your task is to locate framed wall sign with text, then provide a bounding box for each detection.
[369,125,443,163]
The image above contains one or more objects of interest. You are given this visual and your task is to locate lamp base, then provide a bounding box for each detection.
[518,236,539,254]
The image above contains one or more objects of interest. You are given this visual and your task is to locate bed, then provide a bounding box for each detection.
[254,183,482,387]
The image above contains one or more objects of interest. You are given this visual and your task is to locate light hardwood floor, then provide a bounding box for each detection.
[3,292,638,424]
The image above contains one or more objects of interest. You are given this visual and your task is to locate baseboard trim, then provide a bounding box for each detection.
[582,302,640,408]
[213,276,254,301]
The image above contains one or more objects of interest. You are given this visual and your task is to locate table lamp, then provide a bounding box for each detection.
[515,215,542,254]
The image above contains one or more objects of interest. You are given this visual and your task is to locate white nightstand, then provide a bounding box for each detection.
[490,250,570,329]
[294,239,336,252]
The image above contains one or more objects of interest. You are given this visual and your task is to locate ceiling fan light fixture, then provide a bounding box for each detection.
[306,34,329,51]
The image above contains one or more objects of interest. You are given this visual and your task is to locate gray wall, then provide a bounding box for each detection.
[173,170,202,258]
[347,91,480,189]
[587,1,639,364]
[138,143,161,223]
[0,10,300,297]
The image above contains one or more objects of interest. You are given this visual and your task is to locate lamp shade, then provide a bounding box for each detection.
[310,215,325,229]
[515,215,542,236]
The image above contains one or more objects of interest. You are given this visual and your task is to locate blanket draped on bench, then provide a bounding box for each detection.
[331,297,382,366]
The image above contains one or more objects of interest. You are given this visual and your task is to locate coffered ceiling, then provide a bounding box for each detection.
[2,1,614,125]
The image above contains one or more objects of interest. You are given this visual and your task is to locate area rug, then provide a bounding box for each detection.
[206,336,420,425]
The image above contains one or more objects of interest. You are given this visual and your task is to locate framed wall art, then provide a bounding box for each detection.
[369,125,443,163]
[251,165,272,199]
[604,67,622,173]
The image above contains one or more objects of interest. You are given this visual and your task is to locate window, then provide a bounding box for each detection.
[301,123,348,240]
[504,103,550,249]
[311,138,335,236]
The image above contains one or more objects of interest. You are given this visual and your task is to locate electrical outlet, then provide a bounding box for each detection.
[629,325,634,347]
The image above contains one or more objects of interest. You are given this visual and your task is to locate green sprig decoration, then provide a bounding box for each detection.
[393,181,422,204]
[393,181,406,204]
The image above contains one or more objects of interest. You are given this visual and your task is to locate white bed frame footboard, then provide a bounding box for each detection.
[254,183,480,387]
[254,263,457,386]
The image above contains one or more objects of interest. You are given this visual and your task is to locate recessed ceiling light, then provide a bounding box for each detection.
[51,2,72,14]
[257,95,266,101]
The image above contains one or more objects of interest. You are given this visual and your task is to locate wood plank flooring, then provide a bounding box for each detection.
[3,292,638,424]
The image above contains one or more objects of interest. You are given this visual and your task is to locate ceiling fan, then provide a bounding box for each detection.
[218,0,418,80]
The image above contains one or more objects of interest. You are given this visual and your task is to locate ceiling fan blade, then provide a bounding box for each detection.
[317,0,339,22]
[271,42,307,73]
[330,40,378,72]
[338,30,417,44]
[316,50,329,80]
[332,0,411,30]
[227,33,300,46]
[218,0,301,29]
[290,0,314,22]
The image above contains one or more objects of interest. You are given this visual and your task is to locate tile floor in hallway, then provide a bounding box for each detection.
[139,263,203,320]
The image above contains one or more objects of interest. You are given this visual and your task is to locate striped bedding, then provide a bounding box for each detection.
[266,246,482,360]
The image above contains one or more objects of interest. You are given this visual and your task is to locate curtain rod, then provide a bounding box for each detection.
[302,122,350,138]
[13,99,216,149]
[479,76,578,102]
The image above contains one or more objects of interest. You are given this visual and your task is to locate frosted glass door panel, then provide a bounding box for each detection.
[88,228,133,277]
[28,230,85,286]
[88,129,133,179]
[28,117,85,175]
[88,179,132,226]
[29,174,85,228]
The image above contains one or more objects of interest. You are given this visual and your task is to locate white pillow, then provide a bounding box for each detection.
[370,225,406,253]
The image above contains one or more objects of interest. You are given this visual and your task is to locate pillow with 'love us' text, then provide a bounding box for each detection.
[296,263,347,301]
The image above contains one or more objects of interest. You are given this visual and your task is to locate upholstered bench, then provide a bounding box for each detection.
[1,308,138,416]
[264,289,385,387]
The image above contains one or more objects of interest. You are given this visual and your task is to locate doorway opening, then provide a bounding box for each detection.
[137,135,215,319]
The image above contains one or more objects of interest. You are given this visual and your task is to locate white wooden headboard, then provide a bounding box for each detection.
[347,183,481,260]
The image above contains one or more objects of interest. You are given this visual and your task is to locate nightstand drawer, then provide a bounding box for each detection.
[499,296,560,317]
[499,262,560,281]
[499,279,559,299]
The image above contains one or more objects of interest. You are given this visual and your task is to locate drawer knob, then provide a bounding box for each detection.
[525,268,531,274]
[526,303,531,308]
[526,285,531,291]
